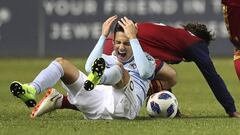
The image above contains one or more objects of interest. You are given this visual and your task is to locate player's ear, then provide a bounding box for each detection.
[135,23,138,28]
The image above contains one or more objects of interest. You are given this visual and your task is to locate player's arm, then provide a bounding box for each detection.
[85,35,105,73]
[85,15,118,73]
[130,39,156,79]
[118,17,155,79]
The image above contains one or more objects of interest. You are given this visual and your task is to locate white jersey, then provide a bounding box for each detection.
[65,36,157,119]
[102,52,156,106]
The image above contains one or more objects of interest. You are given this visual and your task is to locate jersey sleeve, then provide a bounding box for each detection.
[130,39,156,80]
[85,35,106,73]
[145,53,157,80]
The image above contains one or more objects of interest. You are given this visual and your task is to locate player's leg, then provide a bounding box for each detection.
[84,57,125,90]
[31,87,82,118]
[112,72,142,119]
[147,60,176,96]
[56,57,79,85]
[62,70,114,119]
[10,58,64,107]
[10,57,78,107]
[150,61,177,92]
[86,58,138,119]
[30,57,81,117]
[32,70,114,119]
[222,4,240,80]
[234,49,240,79]
[111,62,130,89]
[84,57,106,91]
[31,88,63,118]
[10,82,37,107]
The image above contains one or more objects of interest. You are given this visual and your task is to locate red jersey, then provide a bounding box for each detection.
[222,0,240,7]
[103,22,202,63]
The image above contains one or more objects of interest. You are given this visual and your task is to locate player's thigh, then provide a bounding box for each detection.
[55,57,79,84]
[62,71,114,115]
[61,70,87,97]
[113,78,140,119]
[222,5,240,48]
[155,62,177,81]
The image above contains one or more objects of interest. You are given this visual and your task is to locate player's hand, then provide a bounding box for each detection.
[118,17,137,39]
[102,15,118,37]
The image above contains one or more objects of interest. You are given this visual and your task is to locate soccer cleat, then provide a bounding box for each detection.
[31,88,63,118]
[10,81,37,107]
[234,50,240,80]
[84,57,106,91]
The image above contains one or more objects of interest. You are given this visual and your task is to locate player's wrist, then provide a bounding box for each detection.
[100,35,107,38]
[128,35,137,39]
[126,31,137,39]
[129,38,138,42]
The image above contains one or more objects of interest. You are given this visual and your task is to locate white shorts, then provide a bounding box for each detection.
[61,71,141,120]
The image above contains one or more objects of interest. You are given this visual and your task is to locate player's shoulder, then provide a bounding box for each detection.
[137,22,167,27]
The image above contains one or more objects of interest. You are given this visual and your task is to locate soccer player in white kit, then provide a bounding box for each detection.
[9,15,156,120]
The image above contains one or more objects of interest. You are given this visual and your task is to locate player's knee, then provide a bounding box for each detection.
[169,70,177,87]
[55,57,67,66]
[115,62,124,69]
[55,57,79,84]
[230,37,240,50]
[54,57,73,72]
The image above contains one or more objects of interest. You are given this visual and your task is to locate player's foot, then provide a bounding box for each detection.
[175,109,182,118]
[174,109,189,118]
[84,57,106,91]
[229,112,240,118]
[234,49,240,80]
[31,88,63,118]
[10,81,37,107]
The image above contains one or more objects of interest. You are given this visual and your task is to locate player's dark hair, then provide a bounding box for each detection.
[113,22,124,40]
[113,20,136,40]
[182,22,215,45]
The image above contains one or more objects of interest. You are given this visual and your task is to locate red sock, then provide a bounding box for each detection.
[234,50,240,80]
[61,96,78,110]
[234,59,240,80]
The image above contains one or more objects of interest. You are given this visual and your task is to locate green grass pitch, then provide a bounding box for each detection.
[0,58,240,135]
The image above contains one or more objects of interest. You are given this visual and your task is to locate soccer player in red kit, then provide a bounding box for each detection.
[222,0,240,80]
[103,21,240,117]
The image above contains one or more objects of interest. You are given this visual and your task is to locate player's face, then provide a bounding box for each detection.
[113,31,133,63]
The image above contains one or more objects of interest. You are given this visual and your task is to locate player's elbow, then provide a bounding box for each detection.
[139,70,154,80]
[139,65,155,79]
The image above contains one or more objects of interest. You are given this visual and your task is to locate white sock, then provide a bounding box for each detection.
[30,61,64,94]
[100,65,122,85]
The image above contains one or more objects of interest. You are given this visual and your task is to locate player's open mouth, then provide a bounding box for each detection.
[118,51,127,58]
